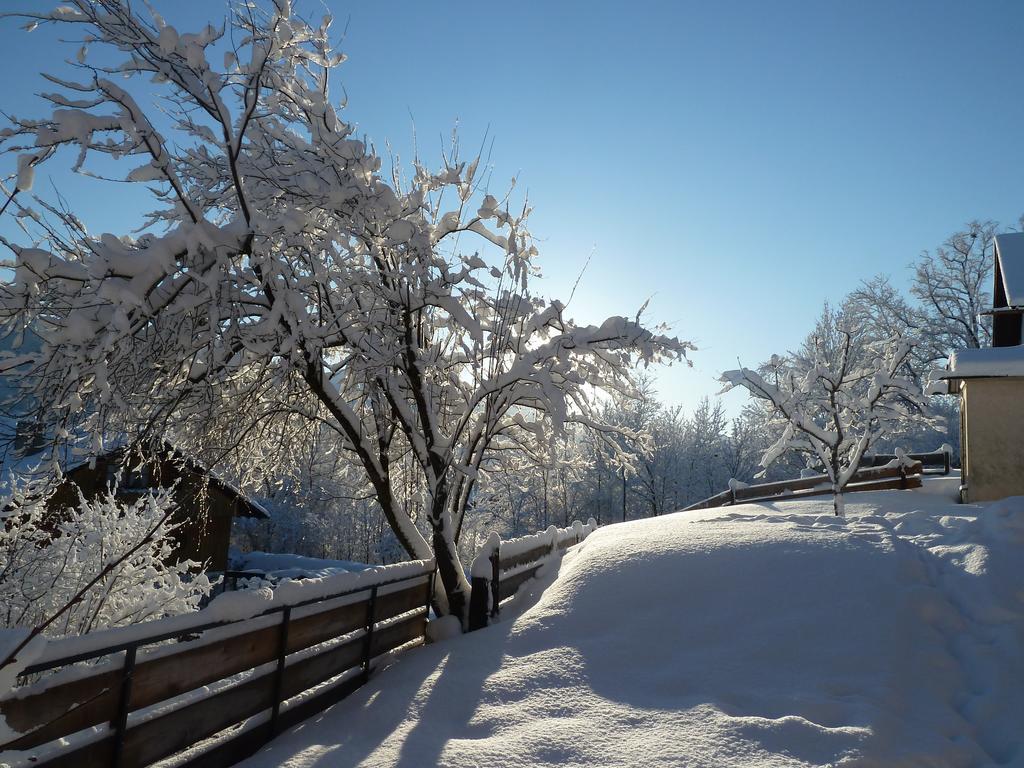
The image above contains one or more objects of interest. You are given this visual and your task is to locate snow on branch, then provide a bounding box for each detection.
[720,330,927,515]
[0,0,692,622]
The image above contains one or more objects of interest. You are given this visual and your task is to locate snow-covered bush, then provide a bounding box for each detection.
[0,478,211,638]
[720,330,927,515]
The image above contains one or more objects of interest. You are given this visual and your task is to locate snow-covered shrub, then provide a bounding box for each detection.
[720,330,928,515]
[0,478,211,638]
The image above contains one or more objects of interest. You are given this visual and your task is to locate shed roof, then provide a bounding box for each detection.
[993,233,1024,308]
[937,346,1024,393]
[2,441,269,519]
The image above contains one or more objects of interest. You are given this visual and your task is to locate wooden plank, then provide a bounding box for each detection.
[499,544,550,571]
[498,564,542,602]
[126,612,425,768]
[174,721,274,768]
[368,612,427,659]
[177,674,366,768]
[745,474,922,505]
[278,633,364,703]
[177,614,426,768]
[284,600,366,656]
[123,611,427,768]
[684,462,924,512]
[129,620,285,716]
[731,462,921,504]
[850,476,923,493]
[286,579,427,655]
[119,664,277,768]
[0,668,120,751]
[863,451,950,474]
[0,580,429,752]
[135,583,432,711]
[276,673,365,732]
[681,489,733,511]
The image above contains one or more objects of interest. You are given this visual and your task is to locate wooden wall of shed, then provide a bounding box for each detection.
[57,455,237,571]
[992,312,1023,347]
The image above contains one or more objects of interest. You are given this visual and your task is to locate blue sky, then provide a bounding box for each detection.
[3,1,1023,415]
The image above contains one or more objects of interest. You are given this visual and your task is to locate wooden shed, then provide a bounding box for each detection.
[940,232,1024,503]
[47,445,269,572]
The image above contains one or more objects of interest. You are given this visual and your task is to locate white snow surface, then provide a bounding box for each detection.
[238,483,1024,767]
[943,345,1024,378]
[230,550,372,580]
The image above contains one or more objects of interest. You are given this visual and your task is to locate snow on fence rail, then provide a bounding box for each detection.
[0,559,436,768]
[682,460,927,512]
[468,520,597,631]
[861,448,952,475]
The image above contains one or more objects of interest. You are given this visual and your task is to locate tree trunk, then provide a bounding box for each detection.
[428,483,471,625]
[431,527,469,623]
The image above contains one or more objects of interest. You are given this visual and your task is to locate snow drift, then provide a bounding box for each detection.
[238,483,1024,767]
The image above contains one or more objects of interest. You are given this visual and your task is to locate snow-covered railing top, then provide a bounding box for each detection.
[468,519,597,631]
[683,460,926,512]
[19,558,433,674]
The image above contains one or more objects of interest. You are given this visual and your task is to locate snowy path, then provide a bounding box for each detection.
[237,484,1024,767]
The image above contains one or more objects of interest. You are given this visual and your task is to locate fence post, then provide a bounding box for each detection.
[489,547,500,619]
[468,534,499,631]
[425,564,437,617]
[468,575,490,631]
[110,643,137,768]
[269,605,291,737]
[360,585,378,682]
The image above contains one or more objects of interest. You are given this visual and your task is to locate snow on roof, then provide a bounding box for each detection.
[994,232,1024,307]
[939,346,1024,380]
[1,440,269,519]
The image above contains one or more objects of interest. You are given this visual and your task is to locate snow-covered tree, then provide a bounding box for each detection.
[847,220,1009,374]
[0,0,689,621]
[0,478,211,638]
[912,220,996,353]
[720,329,927,515]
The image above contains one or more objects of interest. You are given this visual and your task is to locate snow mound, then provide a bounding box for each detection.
[238,489,1024,767]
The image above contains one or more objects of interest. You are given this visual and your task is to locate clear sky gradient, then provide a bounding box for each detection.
[3,1,1023,415]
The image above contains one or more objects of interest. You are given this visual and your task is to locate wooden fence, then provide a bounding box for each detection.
[861,449,952,475]
[468,520,597,631]
[0,560,435,768]
[682,460,926,512]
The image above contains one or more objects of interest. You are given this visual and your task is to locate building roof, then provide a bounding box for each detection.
[993,233,1024,308]
[2,440,269,519]
[937,346,1024,392]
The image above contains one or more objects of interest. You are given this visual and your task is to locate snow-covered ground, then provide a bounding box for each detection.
[227,550,371,580]
[238,478,1024,767]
